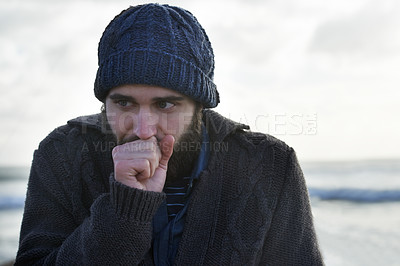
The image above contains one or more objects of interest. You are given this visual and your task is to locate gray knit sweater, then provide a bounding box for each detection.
[16,110,323,265]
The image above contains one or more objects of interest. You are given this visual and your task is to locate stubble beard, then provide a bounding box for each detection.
[102,105,203,184]
[166,105,202,183]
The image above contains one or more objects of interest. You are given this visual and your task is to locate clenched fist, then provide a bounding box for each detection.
[112,135,175,192]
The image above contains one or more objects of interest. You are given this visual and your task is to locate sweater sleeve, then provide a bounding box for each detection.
[15,146,164,265]
[261,148,324,265]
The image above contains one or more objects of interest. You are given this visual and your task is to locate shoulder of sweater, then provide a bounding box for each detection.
[203,110,293,154]
[239,130,292,153]
[67,113,104,130]
[38,113,106,150]
[228,130,296,169]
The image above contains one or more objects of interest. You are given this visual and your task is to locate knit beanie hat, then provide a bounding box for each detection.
[94,3,219,108]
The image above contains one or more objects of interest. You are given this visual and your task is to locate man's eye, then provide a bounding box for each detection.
[117,100,129,107]
[157,101,175,109]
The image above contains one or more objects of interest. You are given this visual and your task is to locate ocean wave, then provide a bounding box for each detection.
[0,196,25,210]
[309,188,400,202]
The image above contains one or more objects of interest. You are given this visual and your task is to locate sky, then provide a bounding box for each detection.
[1,0,399,166]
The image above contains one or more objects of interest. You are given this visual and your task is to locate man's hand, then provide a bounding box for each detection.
[112,135,175,192]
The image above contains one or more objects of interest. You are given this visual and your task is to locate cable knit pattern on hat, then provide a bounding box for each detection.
[94,4,219,108]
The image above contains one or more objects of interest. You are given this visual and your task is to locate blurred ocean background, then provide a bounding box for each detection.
[1,161,400,265]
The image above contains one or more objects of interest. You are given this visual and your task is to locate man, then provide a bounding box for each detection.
[16,3,323,265]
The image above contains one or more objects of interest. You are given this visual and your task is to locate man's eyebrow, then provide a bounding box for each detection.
[152,96,185,102]
[108,94,185,102]
[108,93,136,102]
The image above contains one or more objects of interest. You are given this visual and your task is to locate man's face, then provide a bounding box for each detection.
[105,84,197,145]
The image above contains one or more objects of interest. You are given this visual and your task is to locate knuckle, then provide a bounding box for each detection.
[137,158,150,168]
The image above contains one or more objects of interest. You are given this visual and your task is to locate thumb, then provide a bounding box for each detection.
[158,135,175,170]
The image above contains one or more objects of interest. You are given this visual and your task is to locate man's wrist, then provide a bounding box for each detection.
[109,173,166,222]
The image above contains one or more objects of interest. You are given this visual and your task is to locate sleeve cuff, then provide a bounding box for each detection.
[109,174,166,222]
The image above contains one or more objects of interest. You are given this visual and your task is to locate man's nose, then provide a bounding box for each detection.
[134,110,158,140]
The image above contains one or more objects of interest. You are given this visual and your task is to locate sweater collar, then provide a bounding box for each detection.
[67,113,105,131]
[202,109,250,143]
